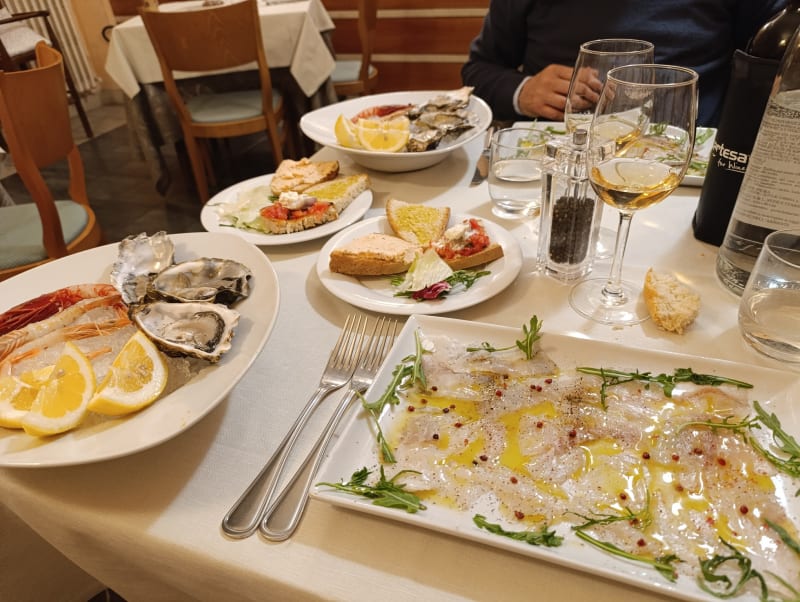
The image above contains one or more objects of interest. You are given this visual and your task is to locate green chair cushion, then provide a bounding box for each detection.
[186,89,283,124]
[331,60,377,84]
[0,200,90,270]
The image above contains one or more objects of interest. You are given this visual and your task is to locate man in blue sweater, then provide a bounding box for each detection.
[462,0,786,126]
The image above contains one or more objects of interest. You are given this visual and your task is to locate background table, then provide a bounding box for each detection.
[104,0,337,193]
[2,133,797,602]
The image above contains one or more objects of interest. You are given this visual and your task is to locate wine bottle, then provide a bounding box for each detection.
[692,2,800,246]
[716,25,800,295]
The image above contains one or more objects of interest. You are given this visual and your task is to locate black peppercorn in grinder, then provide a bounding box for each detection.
[692,2,800,246]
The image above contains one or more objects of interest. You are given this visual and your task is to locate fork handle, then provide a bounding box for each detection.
[221,384,339,538]
[259,388,361,541]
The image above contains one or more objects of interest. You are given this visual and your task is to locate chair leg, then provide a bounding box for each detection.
[183,134,210,203]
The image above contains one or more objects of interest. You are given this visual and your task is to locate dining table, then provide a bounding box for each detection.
[2,129,798,602]
[103,0,337,193]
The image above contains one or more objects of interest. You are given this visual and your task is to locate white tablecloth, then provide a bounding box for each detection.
[104,0,335,98]
[2,134,797,602]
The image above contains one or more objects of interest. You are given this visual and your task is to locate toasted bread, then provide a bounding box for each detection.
[305,173,370,213]
[329,233,422,276]
[270,158,339,195]
[386,198,450,246]
[255,196,338,235]
[443,243,504,270]
[643,268,700,334]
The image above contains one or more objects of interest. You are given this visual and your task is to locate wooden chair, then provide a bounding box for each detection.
[331,0,378,98]
[0,2,92,139]
[0,43,102,282]
[140,0,291,204]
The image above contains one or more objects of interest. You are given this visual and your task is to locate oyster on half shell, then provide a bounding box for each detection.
[111,231,176,305]
[149,258,251,306]
[131,301,239,363]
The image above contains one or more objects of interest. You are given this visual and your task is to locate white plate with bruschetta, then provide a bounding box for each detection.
[201,172,373,246]
[316,214,522,315]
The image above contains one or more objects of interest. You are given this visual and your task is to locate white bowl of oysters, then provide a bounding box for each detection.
[300,88,493,173]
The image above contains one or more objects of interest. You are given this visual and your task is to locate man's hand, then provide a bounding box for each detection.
[518,64,573,120]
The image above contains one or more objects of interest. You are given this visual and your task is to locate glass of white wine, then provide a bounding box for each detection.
[568,64,698,325]
[565,39,655,260]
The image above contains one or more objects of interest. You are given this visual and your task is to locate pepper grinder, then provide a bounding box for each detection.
[538,129,603,282]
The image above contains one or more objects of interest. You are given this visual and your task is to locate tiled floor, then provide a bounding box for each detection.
[1,99,278,245]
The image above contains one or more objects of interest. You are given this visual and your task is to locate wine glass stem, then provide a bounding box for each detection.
[602,211,634,304]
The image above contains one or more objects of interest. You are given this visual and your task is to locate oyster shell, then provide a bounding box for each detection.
[131,301,239,363]
[149,258,251,306]
[111,231,175,305]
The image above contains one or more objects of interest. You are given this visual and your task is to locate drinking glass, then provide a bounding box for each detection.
[568,64,698,325]
[565,39,655,259]
[738,228,800,363]
[488,126,551,219]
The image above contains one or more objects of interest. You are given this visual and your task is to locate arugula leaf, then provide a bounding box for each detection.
[466,315,543,360]
[576,366,753,406]
[570,491,652,531]
[473,514,563,547]
[679,415,761,436]
[392,269,491,300]
[748,401,800,479]
[765,518,800,557]
[317,466,426,513]
[697,539,769,599]
[574,529,681,582]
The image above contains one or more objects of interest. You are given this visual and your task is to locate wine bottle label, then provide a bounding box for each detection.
[729,89,800,231]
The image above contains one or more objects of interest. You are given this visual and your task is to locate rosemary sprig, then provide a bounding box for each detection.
[697,539,769,600]
[576,366,753,405]
[317,466,426,513]
[466,315,542,360]
[473,514,563,547]
[574,529,681,582]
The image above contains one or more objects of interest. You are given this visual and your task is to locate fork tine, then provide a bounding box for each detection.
[331,314,366,370]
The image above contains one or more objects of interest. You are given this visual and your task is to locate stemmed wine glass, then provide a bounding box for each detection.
[565,39,655,259]
[568,64,698,325]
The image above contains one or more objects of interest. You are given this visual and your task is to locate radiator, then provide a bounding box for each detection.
[5,0,99,95]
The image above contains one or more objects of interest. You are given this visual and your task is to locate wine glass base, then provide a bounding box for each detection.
[569,278,650,326]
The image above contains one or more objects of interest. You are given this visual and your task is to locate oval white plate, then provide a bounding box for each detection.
[0,232,279,468]
[317,214,522,315]
[300,90,493,173]
[201,173,373,246]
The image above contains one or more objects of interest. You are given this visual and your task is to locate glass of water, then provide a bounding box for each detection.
[738,228,800,363]
[488,127,551,219]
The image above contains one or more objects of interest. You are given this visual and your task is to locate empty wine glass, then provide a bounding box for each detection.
[565,39,655,260]
[568,64,698,325]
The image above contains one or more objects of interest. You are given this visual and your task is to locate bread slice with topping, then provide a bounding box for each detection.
[270,158,339,195]
[643,268,701,334]
[305,173,370,213]
[329,233,422,276]
[386,198,450,246]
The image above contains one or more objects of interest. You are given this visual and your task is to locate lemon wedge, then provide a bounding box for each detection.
[0,367,54,429]
[21,343,95,437]
[356,116,410,152]
[88,330,168,416]
[334,114,361,148]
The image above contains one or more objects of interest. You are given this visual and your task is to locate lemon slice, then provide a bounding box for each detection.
[21,343,95,437]
[0,367,54,429]
[334,114,361,148]
[88,331,168,416]
[356,116,410,152]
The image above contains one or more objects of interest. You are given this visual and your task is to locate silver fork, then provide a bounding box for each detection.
[259,316,398,541]
[221,314,367,538]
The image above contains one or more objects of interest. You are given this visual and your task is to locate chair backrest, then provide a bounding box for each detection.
[140,0,276,120]
[0,43,90,258]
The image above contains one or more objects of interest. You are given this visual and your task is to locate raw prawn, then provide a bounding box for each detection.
[0,283,119,336]
[0,291,126,364]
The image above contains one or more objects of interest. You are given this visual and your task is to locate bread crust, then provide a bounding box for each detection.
[643,268,701,334]
[443,242,504,270]
[329,233,422,276]
[270,158,339,195]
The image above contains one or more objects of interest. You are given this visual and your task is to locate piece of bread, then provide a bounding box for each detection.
[329,233,422,276]
[256,200,338,235]
[386,198,450,246]
[270,158,339,195]
[305,173,370,213]
[643,268,701,334]
[443,242,504,270]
